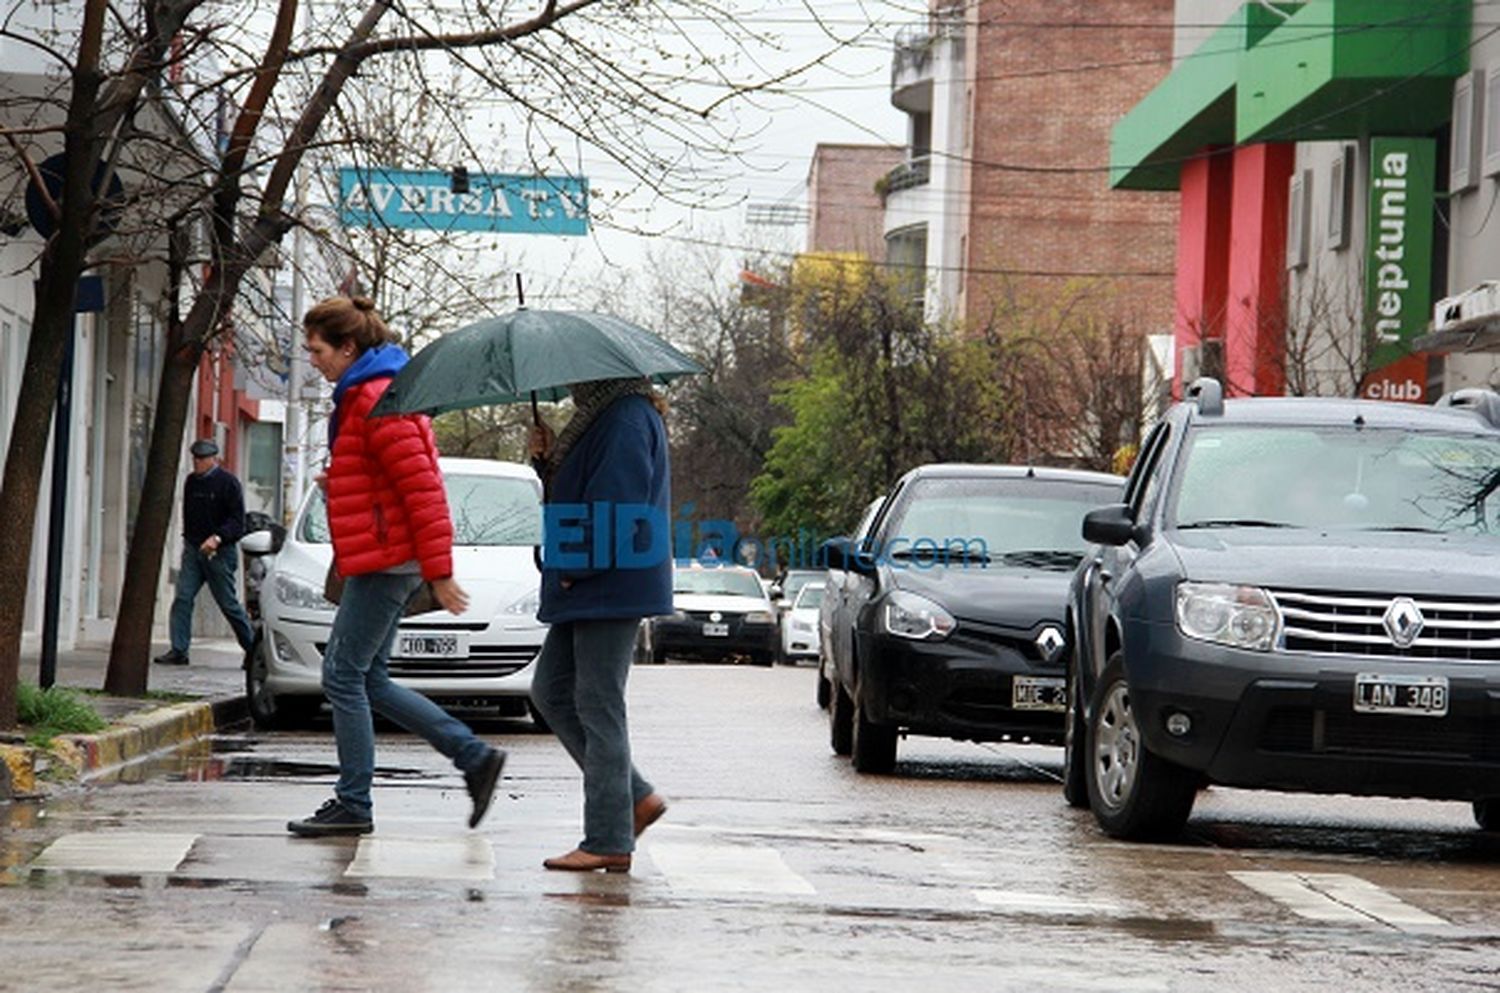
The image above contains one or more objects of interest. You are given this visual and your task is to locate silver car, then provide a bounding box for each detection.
[243,458,547,729]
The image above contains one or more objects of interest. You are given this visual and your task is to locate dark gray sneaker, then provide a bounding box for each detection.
[287,798,372,837]
[153,649,189,666]
[465,747,507,829]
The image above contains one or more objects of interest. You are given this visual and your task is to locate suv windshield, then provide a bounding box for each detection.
[298,474,542,546]
[1171,425,1500,534]
[881,477,1120,563]
[673,570,765,598]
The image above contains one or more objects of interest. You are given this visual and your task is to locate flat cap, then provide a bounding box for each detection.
[189,439,219,458]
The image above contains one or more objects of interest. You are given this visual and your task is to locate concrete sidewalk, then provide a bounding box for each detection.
[2,638,250,800]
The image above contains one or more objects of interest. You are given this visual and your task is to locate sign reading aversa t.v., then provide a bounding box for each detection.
[337,167,588,236]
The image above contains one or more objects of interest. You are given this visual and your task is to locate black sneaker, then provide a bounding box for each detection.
[465,747,507,829]
[287,798,373,837]
[153,649,189,666]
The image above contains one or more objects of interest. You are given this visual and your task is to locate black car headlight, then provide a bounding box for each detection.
[1174,582,1279,652]
[882,591,957,642]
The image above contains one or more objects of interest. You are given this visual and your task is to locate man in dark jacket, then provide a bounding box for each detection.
[154,439,256,665]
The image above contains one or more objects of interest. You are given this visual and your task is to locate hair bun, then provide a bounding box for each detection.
[350,296,376,312]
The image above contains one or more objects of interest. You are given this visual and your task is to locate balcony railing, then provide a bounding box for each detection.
[892,26,934,86]
[879,156,931,199]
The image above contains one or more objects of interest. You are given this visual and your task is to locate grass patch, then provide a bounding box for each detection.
[18,684,107,748]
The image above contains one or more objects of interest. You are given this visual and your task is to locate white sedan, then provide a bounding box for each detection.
[780,582,825,662]
[242,458,547,729]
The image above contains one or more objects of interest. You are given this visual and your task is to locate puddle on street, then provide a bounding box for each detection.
[1187,819,1500,865]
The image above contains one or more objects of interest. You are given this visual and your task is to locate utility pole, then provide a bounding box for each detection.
[282,0,313,525]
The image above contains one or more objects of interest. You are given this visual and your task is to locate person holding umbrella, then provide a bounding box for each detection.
[528,378,672,873]
[285,296,505,838]
[366,298,702,869]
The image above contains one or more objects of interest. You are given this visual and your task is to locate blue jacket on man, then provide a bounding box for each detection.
[537,394,673,624]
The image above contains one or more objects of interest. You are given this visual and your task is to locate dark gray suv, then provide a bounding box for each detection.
[1067,379,1500,840]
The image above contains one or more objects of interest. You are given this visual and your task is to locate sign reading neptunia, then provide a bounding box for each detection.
[337,167,588,235]
[1364,137,1434,398]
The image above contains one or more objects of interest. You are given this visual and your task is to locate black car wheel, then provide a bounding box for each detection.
[1062,664,1088,809]
[830,681,854,756]
[1475,799,1500,831]
[815,656,832,710]
[851,692,897,775]
[1086,656,1197,840]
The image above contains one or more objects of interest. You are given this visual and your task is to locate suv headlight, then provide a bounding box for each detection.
[882,591,956,641]
[1175,582,1279,652]
[274,573,335,612]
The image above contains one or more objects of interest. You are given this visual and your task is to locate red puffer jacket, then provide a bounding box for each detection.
[326,376,453,581]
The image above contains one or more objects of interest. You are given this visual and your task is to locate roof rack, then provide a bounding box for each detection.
[1184,377,1224,417]
[1435,388,1500,429]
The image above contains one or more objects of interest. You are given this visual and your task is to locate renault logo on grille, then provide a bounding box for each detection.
[1035,626,1066,663]
[1382,597,1424,649]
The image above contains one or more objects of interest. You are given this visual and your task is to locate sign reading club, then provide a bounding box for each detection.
[338,167,589,236]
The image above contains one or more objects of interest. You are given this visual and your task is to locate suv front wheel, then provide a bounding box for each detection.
[1086,655,1197,840]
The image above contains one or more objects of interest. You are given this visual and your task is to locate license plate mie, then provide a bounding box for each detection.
[399,633,461,659]
[702,623,730,637]
[1353,673,1449,717]
[1013,675,1065,712]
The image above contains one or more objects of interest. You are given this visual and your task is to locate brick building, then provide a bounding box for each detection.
[880,0,1178,330]
[806,144,904,256]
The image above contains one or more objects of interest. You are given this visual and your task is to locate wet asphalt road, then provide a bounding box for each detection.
[3,664,1500,992]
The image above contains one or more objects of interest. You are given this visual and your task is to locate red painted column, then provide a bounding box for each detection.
[1173,149,1233,397]
[1225,143,1294,397]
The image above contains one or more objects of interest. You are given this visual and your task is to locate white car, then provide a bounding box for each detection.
[242,458,547,729]
[780,582,825,662]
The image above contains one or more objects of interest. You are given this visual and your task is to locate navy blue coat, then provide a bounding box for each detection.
[537,394,673,624]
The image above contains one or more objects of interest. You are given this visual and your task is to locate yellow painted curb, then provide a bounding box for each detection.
[61,701,216,779]
[0,743,38,797]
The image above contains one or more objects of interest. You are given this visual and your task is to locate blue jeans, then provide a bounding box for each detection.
[169,545,255,653]
[530,619,653,855]
[321,572,491,820]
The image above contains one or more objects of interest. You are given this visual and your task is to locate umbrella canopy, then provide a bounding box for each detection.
[370,308,702,418]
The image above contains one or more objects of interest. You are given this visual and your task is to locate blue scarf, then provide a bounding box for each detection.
[329,344,410,450]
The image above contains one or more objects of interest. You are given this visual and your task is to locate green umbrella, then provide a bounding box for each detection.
[369,308,703,420]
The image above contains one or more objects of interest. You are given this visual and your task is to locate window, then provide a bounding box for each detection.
[1482,62,1500,177]
[1286,169,1310,269]
[1452,70,1481,191]
[1327,145,1353,250]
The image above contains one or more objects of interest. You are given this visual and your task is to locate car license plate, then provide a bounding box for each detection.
[702,623,730,637]
[397,632,467,659]
[1353,673,1449,717]
[1012,675,1066,712]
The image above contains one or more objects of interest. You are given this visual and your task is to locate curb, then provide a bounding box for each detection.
[0,693,248,800]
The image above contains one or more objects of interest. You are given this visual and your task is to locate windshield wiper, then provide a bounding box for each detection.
[889,549,993,564]
[999,550,1085,570]
[1175,519,1295,530]
[1356,525,1443,534]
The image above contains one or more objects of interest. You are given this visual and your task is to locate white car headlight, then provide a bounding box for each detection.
[1175,582,1279,652]
[744,611,774,624]
[274,573,335,612]
[882,591,956,641]
[792,618,814,633]
[503,592,540,616]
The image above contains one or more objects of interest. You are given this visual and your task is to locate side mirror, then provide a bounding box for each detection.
[819,536,875,576]
[1082,504,1140,547]
[241,526,285,556]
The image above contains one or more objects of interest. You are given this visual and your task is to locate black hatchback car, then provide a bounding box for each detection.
[1068,379,1500,840]
[823,464,1124,773]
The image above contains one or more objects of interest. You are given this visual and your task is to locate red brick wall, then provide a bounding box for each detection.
[963,0,1178,333]
[808,144,905,257]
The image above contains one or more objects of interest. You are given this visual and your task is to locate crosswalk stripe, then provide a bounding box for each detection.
[29,832,198,874]
[343,836,495,881]
[1229,871,1450,930]
[972,890,1125,916]
[647,841,817,896]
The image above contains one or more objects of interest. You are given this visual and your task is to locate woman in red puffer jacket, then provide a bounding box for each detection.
[284,296,505,840]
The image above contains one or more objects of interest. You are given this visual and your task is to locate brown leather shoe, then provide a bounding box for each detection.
[633,793,668,838]
[543,849,632,873]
